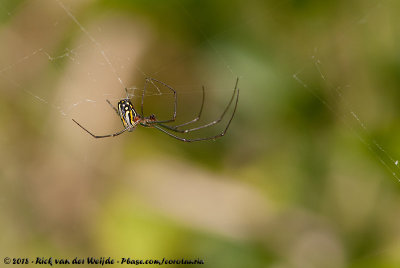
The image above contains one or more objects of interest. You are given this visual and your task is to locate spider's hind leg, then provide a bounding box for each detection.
[170,85,205,130]
[156,77,239,134]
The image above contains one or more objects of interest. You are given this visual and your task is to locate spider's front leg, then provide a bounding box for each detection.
[106,99,119,116]
[142,78,177,124]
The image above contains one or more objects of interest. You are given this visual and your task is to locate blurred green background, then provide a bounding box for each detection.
[1,0,400,267]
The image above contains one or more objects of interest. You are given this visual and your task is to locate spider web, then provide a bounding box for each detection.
[3,1,400,267]
[0,0,241,122]
[294,56,400,182]
[292,0,400,183]
[1,0,399,182]
[0,1,141,117]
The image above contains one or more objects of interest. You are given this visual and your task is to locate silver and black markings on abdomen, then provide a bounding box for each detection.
[118,99,137,130]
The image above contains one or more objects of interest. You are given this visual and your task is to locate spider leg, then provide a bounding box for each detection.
[124,87,130,98]
[155,77,239,134]
[152,82,239,142]
[72,119,131,138]
[168,85,205,129]
[152,125,192,142]
[106,99,119,115]
[141,77,177,124]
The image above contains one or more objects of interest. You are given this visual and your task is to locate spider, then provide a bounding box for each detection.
[72,77,239,142]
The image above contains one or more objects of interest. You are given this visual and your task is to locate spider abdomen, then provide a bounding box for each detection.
[118,99,138,129]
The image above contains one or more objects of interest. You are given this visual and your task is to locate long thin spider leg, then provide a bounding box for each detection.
[151,85,205,132]
[155,86,236,133]
[124,87,130,98]
[171,85,205,129]
[153,77,239,134]
[106,99,119,115]
[152,125,191,142]
[154,122,187,133]
[152,85,239,142]
[181,77,238,132]
[141,77,177,124]
[72,119,131,138]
